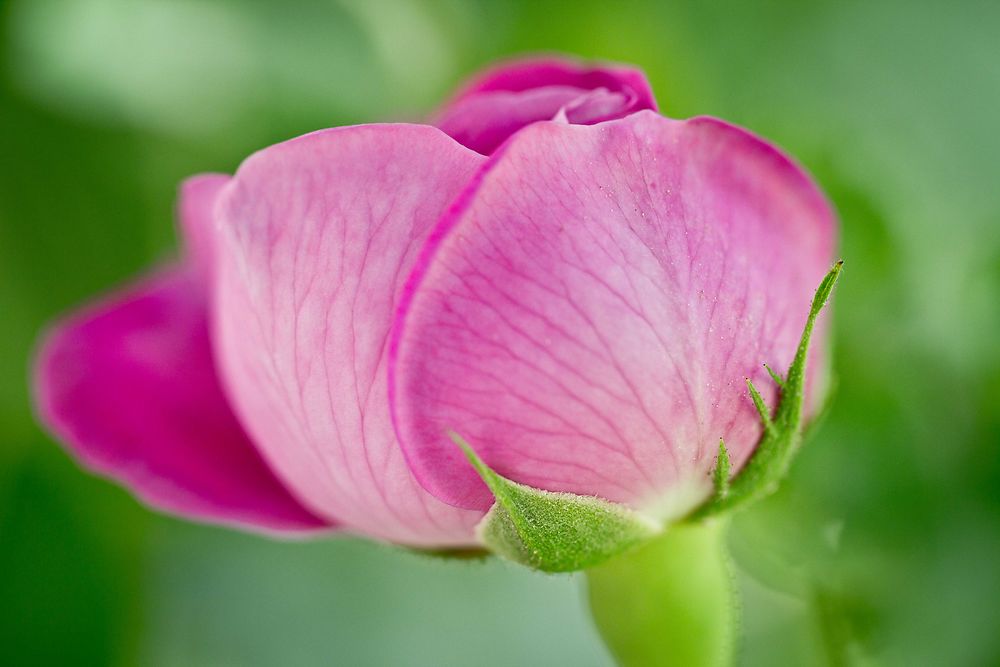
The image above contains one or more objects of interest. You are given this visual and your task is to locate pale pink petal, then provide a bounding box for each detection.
[558,88,634,124]
[177,173,229,281]
[33,269,330,534]
[212,124,486,546]
[390,111,836,517]
[435,56,658,155]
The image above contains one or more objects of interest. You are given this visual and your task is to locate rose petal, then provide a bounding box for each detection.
[437,85,587,157]
[450,56,657,106]
[435,56,658,155]
[213,124,485,546]
[390,111,836,516]
[557,88,632,124]
[177,173,229,281]
[33,268,330,534]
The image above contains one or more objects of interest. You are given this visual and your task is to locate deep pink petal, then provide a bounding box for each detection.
[212,124,485,546]
[33,269,330,534]
[437,86,585,158]
[450,56,657,106]
[390,111,836,516]
[435,56,658,155]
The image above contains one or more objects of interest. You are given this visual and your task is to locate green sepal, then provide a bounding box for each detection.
[450,432,659,573]
[691,260,843,519]
[746,378,776,435]
[712,439,731,499]
[763,362,785,387]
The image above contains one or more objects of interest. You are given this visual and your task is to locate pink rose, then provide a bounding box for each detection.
[32,56,835,548]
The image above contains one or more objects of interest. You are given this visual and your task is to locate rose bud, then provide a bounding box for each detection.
[32,57,836,562]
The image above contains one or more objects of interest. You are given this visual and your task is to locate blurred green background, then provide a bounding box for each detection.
[1,0,998,665]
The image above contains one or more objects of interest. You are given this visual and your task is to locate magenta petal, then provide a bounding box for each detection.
[212,124,485,546]
[435,56,658,155]
[33,269,330,534]
[450,56,657,108]
[437,85,586,157]
[391,111,836,516]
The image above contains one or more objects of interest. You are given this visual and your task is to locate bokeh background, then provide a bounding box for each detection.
[1,0,998,665]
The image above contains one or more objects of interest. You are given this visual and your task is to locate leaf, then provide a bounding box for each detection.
[691,260,844,518]
[450,433,658,573]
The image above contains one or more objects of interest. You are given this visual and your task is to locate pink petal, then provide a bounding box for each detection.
[390,111,836,516]
[33,268,330,534]
[177,173,229,281]
[212,124,486,546]
[435,56,658,155]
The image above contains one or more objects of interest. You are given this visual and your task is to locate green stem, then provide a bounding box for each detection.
[585,521,737,667]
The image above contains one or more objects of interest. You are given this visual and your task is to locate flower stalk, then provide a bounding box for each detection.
[586,520,736,667]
